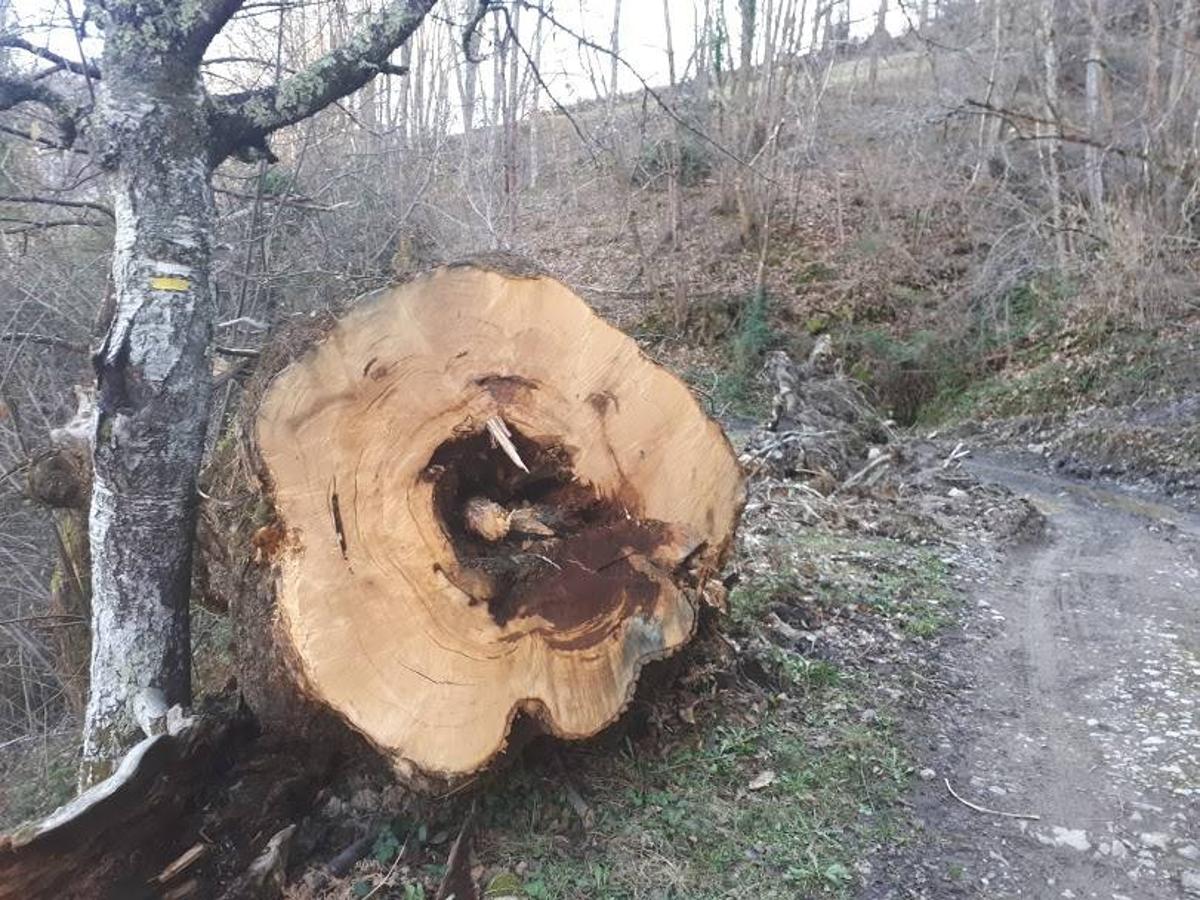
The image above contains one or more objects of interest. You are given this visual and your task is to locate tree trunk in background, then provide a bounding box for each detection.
[1145,0,1162,165]
[528,4,544,188]
[1084,0,1106,221]
[82,54,216,787]
[869,0,888,93]
[26,393,94,716]
[457,0,480,136]
[663,0,677,86]
[1039,0,1068,271]
[1167,0,1195,112]
[398,40,413,145]
[504,1,520,233]
[609,0,622,108]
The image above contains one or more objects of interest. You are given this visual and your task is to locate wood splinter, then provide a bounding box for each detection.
[485,416,528,472]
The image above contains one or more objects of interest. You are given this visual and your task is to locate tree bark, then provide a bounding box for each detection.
[82,53,217,787]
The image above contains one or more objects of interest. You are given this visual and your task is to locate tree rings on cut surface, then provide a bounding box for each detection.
[254,264,745,779]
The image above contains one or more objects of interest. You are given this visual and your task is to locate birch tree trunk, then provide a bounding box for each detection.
[82,53,216,787]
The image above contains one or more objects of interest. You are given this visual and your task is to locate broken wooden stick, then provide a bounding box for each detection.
[944,778,1041,821]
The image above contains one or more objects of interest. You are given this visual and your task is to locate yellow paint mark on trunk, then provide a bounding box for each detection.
[150,276,190,292]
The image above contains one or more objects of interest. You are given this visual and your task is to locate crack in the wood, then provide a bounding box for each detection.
[329,479,349,561]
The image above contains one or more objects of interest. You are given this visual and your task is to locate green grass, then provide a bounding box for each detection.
[466,528,959,898]
[475,694,909,899]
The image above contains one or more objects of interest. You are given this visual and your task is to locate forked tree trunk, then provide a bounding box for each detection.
[82,59,216,786]
[243,263,744,783]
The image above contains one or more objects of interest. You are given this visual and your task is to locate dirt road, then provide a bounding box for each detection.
[872,456,1200,898]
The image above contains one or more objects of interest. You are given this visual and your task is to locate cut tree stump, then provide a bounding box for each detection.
[250,263,744,781]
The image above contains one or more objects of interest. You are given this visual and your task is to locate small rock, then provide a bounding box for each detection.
[1110,840,1128,859]
[1182,870,1200,896]
[1178,845,1200,861]
[1140,832,1171,851]
[1051,827,1092,852]
[918,768,937,781]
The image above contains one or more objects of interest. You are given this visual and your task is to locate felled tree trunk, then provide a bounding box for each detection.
[242,262,744,783]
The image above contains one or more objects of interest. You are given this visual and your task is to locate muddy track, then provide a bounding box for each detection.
[868,455,1200,898]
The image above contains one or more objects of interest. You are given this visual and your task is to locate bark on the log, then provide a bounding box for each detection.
[242,263,745,783]
[0,707,329,900]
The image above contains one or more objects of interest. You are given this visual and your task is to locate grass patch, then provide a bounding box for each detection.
[470,527,959,898]
[730,530,958,642]
[475,688,908,899]
[709,288,777,418]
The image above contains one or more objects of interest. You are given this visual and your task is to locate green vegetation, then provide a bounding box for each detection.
[708,288,778,418]
[632,137,714,188]
[466,529,959,899]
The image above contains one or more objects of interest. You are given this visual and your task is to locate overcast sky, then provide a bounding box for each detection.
[4,0,904,108]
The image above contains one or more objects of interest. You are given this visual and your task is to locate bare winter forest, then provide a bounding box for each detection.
[0,0,1198,897]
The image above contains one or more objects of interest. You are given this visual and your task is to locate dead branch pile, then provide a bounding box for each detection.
[740,342,892,486]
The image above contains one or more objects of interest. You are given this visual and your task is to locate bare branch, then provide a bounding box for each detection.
[960,98,1165,170]
[209,0,434,165]
[0,34,101,79]
[514,1,774,183]
[0,194,113,218]
[0,216,103,234]
[462,1,493,63]
[0,331,89,353]
[0,122,83,152]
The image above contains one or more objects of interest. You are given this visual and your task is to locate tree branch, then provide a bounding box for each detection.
[208,0,434,165]
[0,75,79,146]
[0,122,83,152]
[0,194,113,218]
[0,331,89,353]
[182,0,249,63]
[513,1,774,182]
[960,98,1164,170]
[0,35,101,79]
[0,216,103,234]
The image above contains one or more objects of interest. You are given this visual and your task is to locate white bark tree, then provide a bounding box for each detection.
[0,0,437,787]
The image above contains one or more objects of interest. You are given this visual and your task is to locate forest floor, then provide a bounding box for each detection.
[866,452,1200,899]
